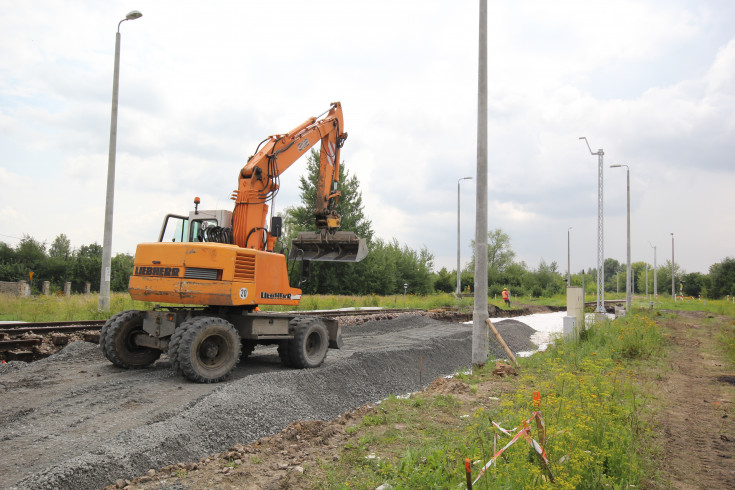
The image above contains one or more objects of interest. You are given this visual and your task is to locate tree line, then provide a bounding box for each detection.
[0,235,133,294]
[2,151,734,299]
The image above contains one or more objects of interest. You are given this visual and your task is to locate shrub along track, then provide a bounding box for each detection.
[0,310,541,489]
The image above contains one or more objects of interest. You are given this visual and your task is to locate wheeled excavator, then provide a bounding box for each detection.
[100,102,368,382]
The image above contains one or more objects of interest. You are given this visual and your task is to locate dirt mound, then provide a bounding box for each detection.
[426,377,472,395]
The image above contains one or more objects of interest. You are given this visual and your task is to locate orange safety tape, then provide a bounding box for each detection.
[474,412,551,485]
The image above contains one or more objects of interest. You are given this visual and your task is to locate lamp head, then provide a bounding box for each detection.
[126,10,143,20]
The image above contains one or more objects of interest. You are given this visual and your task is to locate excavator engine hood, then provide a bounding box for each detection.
[289,231,368,262]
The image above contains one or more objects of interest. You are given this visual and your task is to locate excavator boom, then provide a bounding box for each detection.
[230,102,366,262]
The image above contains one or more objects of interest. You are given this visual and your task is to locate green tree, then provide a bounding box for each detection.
[432,267,455,293]
[72,243,103,292]
[49,234,72,259]
[467,228,515,275]
[16,235,46,272]
[656,260,685,297]
[681,272,706,298]
[283,150,375,294]
[604,258,622,292]
[284,149,373,244]
[111,253,135,292]
[709,257,735,298]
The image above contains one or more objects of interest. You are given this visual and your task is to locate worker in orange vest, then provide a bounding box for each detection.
[502,288,510,308]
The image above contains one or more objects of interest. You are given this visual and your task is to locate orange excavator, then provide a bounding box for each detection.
[100,102,368,382]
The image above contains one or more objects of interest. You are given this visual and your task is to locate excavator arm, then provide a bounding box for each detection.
[232,102,366,262]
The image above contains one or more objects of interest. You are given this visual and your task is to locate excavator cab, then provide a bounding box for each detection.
[289,231,368,262]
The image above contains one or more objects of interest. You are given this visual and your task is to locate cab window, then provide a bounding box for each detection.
[160,216,189,242]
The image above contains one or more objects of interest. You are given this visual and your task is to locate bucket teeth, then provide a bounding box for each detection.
[289,231,368,262]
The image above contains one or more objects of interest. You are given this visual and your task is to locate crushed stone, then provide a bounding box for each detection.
[6,313,538,489]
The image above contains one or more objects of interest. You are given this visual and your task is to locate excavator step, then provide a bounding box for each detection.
[289,231,368,262]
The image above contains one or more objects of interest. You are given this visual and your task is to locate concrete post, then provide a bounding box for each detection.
[18,280,30,297]
[42,281,50,295]
[472,0,489,367]
[64,282,72,296]
[85,282,91,295]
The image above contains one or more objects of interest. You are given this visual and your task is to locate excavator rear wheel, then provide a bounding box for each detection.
[288,318,329,368]
[177,317,241,383]
[104,310,162,369]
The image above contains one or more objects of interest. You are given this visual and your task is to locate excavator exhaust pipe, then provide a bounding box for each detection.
[289,231,368,263]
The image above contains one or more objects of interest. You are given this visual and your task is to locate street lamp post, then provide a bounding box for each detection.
[567,227,572,286]
[99,10,143,312]
[671,233,675,301]
[456,176,472,296]
[610,164,631,311]
[579,137,606,315]
[649,242,657,298]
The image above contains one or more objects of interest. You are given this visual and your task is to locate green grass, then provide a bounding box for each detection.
[0,292,479,322]
[0,293,153,322]
[312,312,667,489]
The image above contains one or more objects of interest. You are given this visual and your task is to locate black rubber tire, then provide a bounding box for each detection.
[99,310,131,361]
[167,325,186,373]
[278,341,294,367]
[104,310,162,369]
[288,318,329,368]
[177,317,241,383]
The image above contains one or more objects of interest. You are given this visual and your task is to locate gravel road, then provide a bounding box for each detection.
[0,313,537,489]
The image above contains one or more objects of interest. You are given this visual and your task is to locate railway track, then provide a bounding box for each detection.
[0,309,424,337]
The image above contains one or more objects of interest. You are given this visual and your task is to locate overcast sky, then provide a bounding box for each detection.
[2,0,734,277]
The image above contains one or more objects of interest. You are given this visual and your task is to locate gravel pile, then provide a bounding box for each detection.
[8,313,537,490]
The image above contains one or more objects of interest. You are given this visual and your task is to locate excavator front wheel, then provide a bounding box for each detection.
[176,317,242,383]
[288,318,329,368]
[103,310,162,369]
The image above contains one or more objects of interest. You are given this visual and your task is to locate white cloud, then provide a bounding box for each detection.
[0,0,733,276]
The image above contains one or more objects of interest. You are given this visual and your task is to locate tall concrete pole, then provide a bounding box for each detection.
[99,11,142,312]
[671,232,675,300]
[472,0,489,367]
[649,242,657,298]
[611,164,631,311]
[457,176,472,296]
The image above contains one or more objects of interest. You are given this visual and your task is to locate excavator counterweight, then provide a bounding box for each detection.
[289,231,368,262]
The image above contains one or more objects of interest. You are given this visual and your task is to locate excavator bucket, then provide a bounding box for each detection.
[289,231,368,262]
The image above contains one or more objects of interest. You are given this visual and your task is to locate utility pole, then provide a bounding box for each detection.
[472,0,489,367]
[649,242,657,298]
[99,10,143,311]
[610,164,631,311]
[671,233,675,301]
